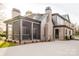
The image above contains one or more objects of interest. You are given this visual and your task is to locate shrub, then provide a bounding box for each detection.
[0,36,3,40]
[64,35,74,40]
[0,31,6,40]
[64,36,69,40]
[0,31,6,37]
[70,35,74,39]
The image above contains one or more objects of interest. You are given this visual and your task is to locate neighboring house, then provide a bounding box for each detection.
[4,7,73,43]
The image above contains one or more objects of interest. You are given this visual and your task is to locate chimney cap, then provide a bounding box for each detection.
[45,6,52,10]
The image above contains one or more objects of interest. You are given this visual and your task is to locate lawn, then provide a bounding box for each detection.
[74,35,79,39]
[0,41,16,48]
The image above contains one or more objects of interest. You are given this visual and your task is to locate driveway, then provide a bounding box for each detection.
[0,40,79,56]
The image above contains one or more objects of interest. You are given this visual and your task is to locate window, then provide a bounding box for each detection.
[65,29,67,35]
[55,29,59,39]
[69,30,71,35]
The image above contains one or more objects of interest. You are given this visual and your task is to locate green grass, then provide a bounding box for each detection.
[0,41,16,48]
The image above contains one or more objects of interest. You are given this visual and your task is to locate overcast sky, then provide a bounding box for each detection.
[0,0,79,25]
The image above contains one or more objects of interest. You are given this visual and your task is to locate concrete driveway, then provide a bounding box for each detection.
[0,40,79,56]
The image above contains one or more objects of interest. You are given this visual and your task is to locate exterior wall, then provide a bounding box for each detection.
[64,21,70,27]
[64,28,73,36]
[54,27,64,40]
[54,27,73,40]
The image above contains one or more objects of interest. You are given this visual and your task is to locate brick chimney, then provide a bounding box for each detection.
[12,8,21,18]
[45,6,53,41]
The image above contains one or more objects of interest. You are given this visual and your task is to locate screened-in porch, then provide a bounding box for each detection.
[4,17,41,44]
[22,20,41,40]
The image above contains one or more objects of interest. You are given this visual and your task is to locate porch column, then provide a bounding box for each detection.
[6,23,8,40]
[31,22,33,41]
[12,23,14,40]
[19,19,23,44]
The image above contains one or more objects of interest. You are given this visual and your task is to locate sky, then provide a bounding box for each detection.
[0,0,79,25]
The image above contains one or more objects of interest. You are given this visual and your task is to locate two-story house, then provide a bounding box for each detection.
[4,7,73,44]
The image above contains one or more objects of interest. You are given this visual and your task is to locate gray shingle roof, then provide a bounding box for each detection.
[27,14,48,21]
[4,14,48,24]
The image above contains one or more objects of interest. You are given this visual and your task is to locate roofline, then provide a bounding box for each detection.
[23,16,41,23]
[4,15,41,24]
[4,16,22,23]
[54,25,73,30]
[52,13,71,23]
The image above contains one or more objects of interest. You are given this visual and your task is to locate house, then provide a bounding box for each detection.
[4,7,73,44]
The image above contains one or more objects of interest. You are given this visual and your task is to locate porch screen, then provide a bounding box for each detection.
[22,21,31,40]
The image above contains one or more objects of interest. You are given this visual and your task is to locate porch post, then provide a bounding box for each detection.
[12,23,14,40]
[19,19,23,44]
[31,22,33,41]
[6,23,8,40]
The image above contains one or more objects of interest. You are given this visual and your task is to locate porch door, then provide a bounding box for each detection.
[55,29,59,39]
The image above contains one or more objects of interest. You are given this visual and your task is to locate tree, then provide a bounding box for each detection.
[0,3,6,31]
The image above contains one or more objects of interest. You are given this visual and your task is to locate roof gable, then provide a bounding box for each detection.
[52,13,71,23]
